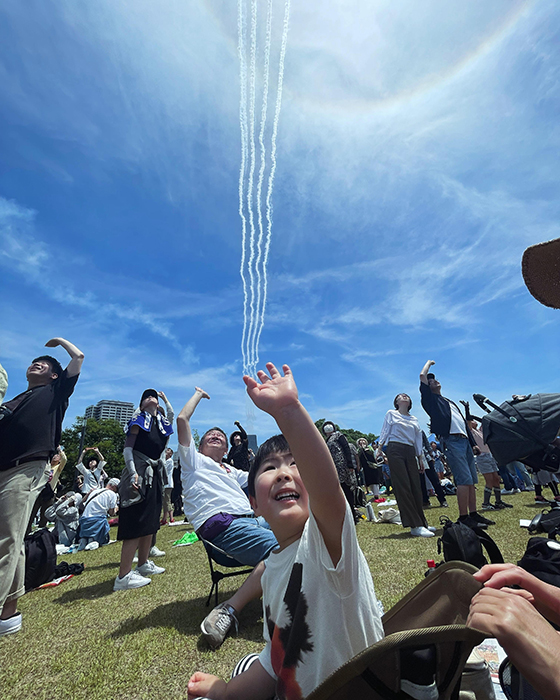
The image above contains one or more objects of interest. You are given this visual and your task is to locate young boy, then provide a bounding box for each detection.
[188,363,384,700]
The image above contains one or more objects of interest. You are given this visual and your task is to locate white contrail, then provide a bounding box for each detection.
[254,0,291,359]
[251,0,274,374]
[238,0,250,375]
[245,0,259,377]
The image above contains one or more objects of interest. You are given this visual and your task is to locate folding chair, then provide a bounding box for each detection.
[307,561,487,700]
[200,537,254,607]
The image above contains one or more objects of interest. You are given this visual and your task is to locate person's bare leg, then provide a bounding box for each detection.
[0,599,18,620]
[137,534,152,567]
[456,484,470,517]
[223,560,265,615]
[119,538,139,578]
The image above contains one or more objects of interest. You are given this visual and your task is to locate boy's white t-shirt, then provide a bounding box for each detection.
[259,503,384,699]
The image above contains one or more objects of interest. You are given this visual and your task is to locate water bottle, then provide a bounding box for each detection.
[366,503,377,522]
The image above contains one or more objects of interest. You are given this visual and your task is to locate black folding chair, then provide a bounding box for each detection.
[200,537,254,607]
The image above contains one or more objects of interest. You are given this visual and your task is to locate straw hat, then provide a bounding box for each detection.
[522,237,560,309]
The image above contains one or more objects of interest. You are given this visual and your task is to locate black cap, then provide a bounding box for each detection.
[140,389,158,405]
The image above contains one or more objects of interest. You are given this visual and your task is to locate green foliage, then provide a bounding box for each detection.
[60,416,126,487]
[193,428,201,449]
[315,418,378,446]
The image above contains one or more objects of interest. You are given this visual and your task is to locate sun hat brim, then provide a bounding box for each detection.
[522,237,560,309]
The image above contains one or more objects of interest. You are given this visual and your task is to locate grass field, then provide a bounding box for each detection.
[0,490,545,700]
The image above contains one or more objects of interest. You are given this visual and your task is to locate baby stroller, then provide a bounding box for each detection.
[472,393,560,473]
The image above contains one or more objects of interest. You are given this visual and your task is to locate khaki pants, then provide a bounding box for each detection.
[0,460,50,608]
[386,442,427,529]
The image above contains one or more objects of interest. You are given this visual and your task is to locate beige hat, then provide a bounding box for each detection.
[522,237,560,309]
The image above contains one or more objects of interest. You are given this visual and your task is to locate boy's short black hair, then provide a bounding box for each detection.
[426,373,436,381]
[248,434,290,498]
[32,355,63,378]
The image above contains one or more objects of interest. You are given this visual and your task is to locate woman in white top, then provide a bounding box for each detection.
[379,394,435,538]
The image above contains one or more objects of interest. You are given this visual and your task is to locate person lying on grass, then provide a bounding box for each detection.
[188,362,384,700]
[468,563,560,700]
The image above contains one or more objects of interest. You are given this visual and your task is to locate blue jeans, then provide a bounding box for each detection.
[444,435,478,486]
[209,516,277,567]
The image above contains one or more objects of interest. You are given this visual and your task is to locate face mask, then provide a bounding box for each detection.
[323,424,334,435]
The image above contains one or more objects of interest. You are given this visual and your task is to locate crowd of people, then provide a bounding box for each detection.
[1,334,559,699]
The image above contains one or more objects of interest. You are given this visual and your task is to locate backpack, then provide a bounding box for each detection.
[518,536,560,588]
[24,528,57,591]
[528,506,560,536]
[437,517,504,569]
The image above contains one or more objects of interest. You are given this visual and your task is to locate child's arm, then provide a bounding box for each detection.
[187,658,276,700]
[244,363,347,565]
[176,387,210,447]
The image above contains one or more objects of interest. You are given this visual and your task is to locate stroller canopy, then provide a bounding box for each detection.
[480,393,560,468]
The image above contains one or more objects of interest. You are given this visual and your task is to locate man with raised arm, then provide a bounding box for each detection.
[419,360,492,530]
[0,338,84,636]
[187,364,383,700]
[177,387,278,650]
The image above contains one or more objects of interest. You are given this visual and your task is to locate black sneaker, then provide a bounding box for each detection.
[494,501,513,509]
[471,512,495,526]
[459,515,488,530]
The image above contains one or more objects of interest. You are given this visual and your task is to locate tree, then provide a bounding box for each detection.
[314,418,378,446]
[59,416,126,489]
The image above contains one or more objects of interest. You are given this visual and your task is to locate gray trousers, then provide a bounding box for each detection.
[0,460,50,608]
[386,442,427,529]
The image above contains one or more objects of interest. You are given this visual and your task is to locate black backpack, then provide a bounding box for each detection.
[528,506,560,536]
[24,528,57,591]
[437,517,504,569]
[518,536,560,588]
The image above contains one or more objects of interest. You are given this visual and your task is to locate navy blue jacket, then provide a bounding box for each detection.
[419,382,476,448]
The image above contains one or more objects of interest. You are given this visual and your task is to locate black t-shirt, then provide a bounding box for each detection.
[133,417,168,460]
[0,370,79,470]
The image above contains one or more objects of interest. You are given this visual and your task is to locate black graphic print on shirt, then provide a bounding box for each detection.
[266,562,314,700]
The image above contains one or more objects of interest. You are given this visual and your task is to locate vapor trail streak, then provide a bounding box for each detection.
[238,0,250,375]
[245,0,259,376]
[254,0,291,357]
[251,0,274,374]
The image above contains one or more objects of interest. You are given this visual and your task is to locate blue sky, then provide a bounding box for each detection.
[1,0,559,448]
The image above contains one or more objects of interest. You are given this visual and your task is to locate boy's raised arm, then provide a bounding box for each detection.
[177,387,210,447]
[244,363,347,564]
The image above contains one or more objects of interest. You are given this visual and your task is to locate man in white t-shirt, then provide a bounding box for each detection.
[78,477,119,550]
[177,388,278,650]
[187,363,383,700]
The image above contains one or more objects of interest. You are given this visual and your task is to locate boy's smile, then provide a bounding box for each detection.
[251,451,310,545]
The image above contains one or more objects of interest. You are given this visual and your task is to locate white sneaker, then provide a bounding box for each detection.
[137,559,165,576]
[410,527,435,538]
[149,545,166,557]
[113,570,152,591]
[0,613,22,637]
[426,526,437,532]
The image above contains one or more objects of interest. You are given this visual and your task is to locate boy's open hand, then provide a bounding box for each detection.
[243,363,298,416]
[187,672,226,700]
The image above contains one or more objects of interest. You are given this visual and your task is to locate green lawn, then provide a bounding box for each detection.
[0,491,543,700]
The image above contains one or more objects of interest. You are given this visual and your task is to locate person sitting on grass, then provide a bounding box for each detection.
[187,363,384,700]
[177,388,278,650]
[45,490,83,547]
[78,477,119,550]
[468,563,560,700]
